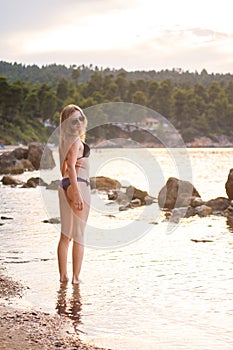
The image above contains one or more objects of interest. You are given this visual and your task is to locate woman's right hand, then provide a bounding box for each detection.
[74,191,84,211]
[67,188,84,211]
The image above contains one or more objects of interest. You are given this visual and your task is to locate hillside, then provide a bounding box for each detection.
[0,61,232,145]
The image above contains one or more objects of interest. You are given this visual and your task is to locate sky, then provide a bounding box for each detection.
[0,0,233,73]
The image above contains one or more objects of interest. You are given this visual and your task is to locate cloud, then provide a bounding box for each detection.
[0,0,232,73]
[6,27,232,74]
[0,0,140,32]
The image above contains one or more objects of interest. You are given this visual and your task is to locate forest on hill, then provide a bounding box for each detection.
[0,61,233,145]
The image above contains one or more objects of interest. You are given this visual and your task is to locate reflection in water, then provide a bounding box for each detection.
[56,283,83,334]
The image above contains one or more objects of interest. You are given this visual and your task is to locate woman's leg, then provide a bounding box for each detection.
[67,183,90,284]
[72,241,84,284]
[57,233,70,282]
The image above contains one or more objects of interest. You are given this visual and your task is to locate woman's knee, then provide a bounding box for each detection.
[60,233,71,244]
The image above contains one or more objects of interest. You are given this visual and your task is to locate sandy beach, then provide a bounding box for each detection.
[0,268,109,350]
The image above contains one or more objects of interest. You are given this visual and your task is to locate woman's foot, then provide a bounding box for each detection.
[60,275,69,283]
[72,276,81,284]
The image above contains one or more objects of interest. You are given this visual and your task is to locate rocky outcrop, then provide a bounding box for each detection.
[0,152,26,174]
[1,175,47,188]
[159,170,233,223]
[0,143,55,174]
[46,180,60,190]
[1,175,23,186]
[28,142,55,170]
[204,197,230,213]
[108,185,155,209]
[90,176,121,191]
[225,168,233,200]
[158,177,201,209]
[22,177,48,188]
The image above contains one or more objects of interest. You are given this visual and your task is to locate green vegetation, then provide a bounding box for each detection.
[0,61,232,144]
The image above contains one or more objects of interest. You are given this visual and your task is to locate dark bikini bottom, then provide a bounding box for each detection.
[60,177,90,190]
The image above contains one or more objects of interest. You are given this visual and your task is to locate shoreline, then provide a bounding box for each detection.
[0,268,109,350]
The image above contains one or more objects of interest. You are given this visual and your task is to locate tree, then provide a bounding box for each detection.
[57,78,69,101]
[131,90,147,106]
[22,92,40,119]
[115,72,128,100]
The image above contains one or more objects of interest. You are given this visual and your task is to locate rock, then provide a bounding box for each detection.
[224,207,233,218]
[168,207,188,223]
[190,196,203,207]
[196,205,213,217]
[108,186,155,207]
[1,175,23,186]
[168,206,197,223]
[0,143,55,174]
[130,198,142,207]
[225,168,233,199]
[191,239,214,243]
[0,152,25,174]
[90,176,121,191]
[107,190,118,200]
[46,180,60,190]
[126,185,150,205]
[21,177,47,188]
[185,206,198,217]
[144,195,156,205]
[42,217,60,224]
[113,190,130,205]
[119,204,131,211]
[20,159,34,171]
[204,197,230,212]
[28,142,55,170]
[11,147,28,160]
[158,177,201,209]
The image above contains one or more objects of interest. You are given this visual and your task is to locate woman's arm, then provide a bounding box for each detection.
[66,139,84,210]
[61,160,67,177]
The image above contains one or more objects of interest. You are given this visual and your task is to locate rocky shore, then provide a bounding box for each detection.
[0,268,109,350]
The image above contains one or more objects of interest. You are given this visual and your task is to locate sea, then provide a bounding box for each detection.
[0,147,233,350]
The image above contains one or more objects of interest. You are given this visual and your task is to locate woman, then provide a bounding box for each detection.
[58,104,90,284]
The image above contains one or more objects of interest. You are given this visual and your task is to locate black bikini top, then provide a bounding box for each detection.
[77,141,90,160]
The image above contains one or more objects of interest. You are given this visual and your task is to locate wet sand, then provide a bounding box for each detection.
[0,268,109,350]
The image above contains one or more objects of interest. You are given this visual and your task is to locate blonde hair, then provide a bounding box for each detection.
[60,104,87,141]
[59,104,87,173]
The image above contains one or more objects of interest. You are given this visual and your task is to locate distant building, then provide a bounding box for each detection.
[140,118,159,130]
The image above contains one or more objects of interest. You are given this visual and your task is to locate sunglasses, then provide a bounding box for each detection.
[71,115,85,125]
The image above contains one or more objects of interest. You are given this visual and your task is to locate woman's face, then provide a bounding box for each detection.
[69,110,85,134]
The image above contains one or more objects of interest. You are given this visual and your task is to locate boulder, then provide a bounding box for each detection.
[46,180,60,190]
[225,168,233,199]
[1,175,23,186]
[11,147,28,160]
[158,177,201,209]
[90,176,121,191]
[126,185,153,205]
[0,152,24,174]
[22,177,48,188]
[42,217,60,224]
[107,186,155,207]
[190,196,204,207]
[196,205,213,217]
[167,206,197,223]
[130,198,142,207]
[224,204,233,218]
[0,143,55,174]
[28,142,55,170]
[204,197,230,213]
[20,159,34,171]
[108,190,130,205]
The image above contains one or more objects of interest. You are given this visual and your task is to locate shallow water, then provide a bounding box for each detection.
[1,148,233,349]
